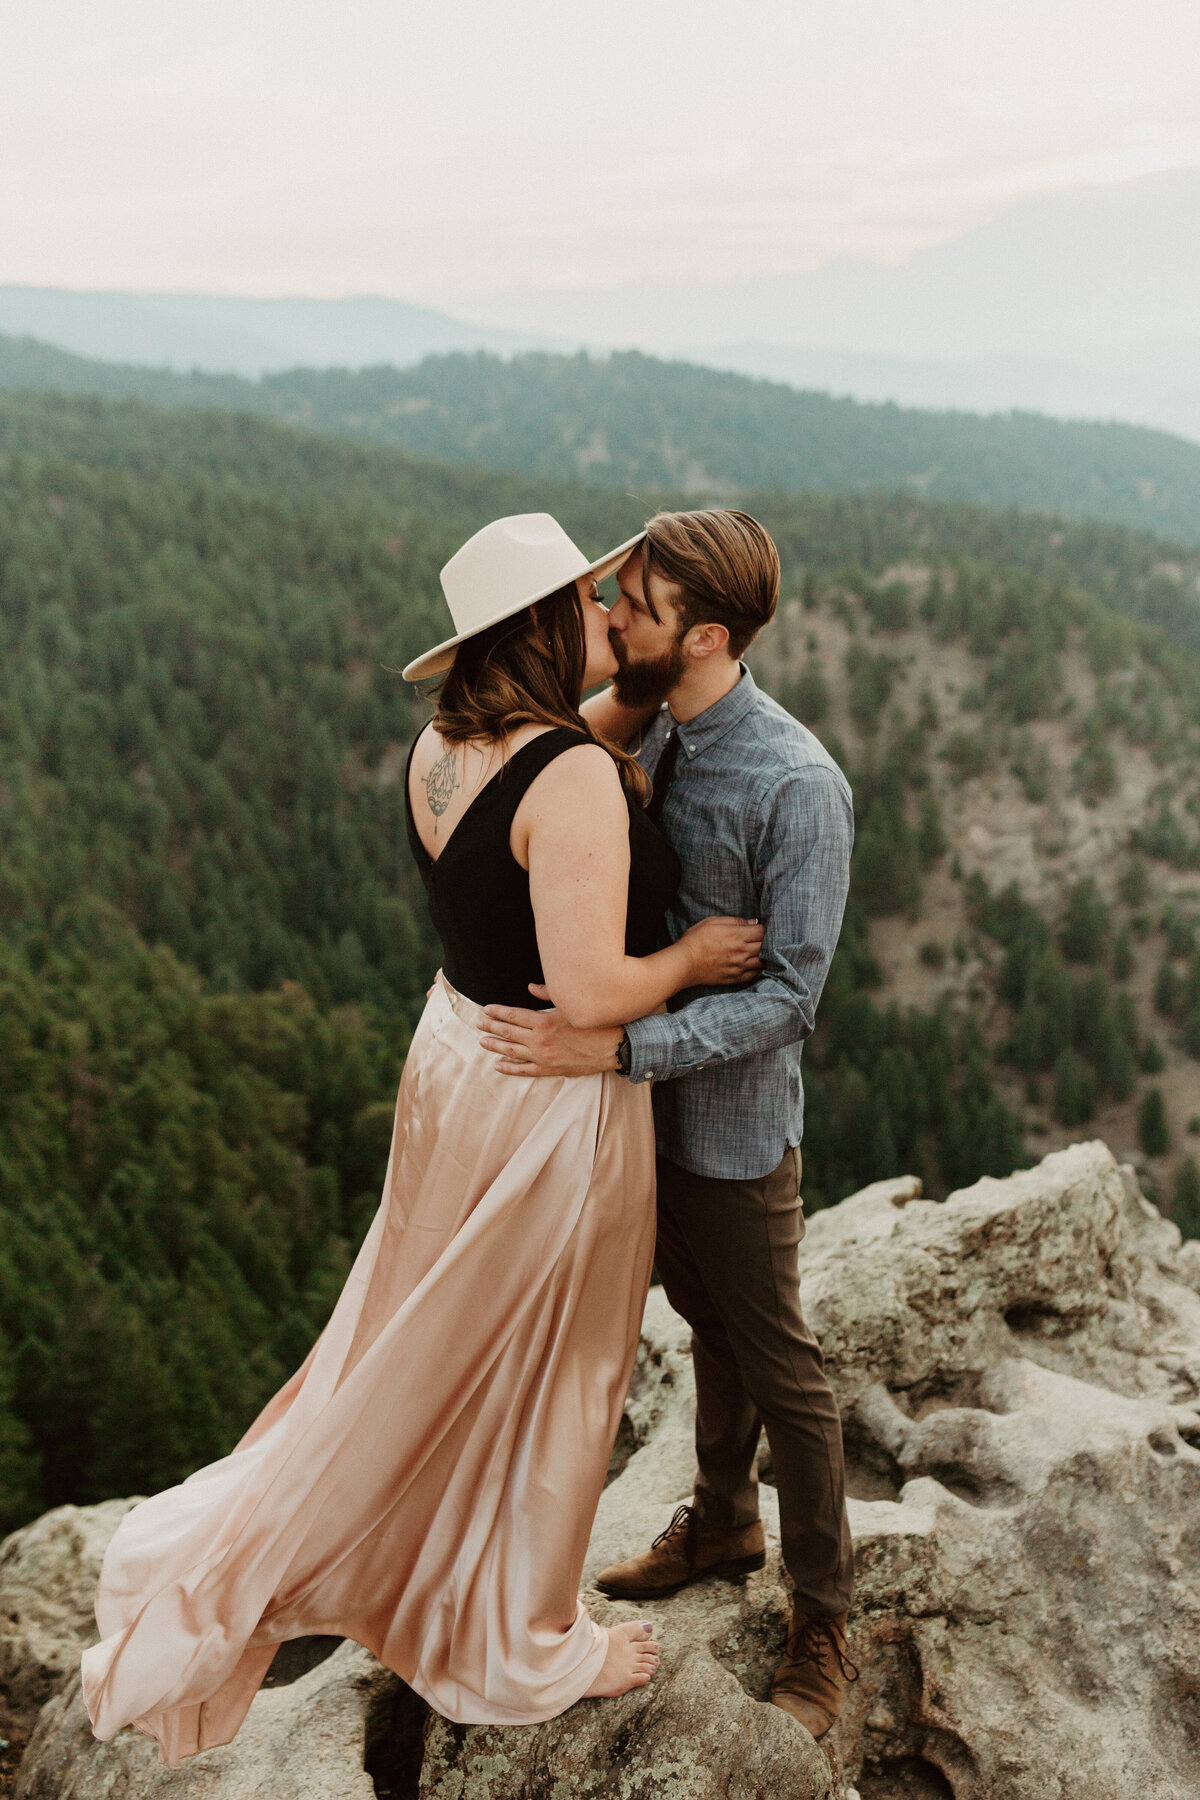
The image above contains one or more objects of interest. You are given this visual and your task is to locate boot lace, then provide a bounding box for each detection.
[651,1503,696,1550]
[787,1614,860,1683]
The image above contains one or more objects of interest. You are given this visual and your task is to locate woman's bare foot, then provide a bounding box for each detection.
[584,1620,660,1697]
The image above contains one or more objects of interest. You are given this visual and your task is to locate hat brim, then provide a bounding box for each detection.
[400,530,647,683]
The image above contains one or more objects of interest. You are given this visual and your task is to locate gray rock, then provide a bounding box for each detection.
[0,1497,139,1731]
[7,1141,1200,1798]
[812,1143,1200,1800]
[12,1641,410,1800]
[0,1505,424,1799]
[419,1643,839,1800]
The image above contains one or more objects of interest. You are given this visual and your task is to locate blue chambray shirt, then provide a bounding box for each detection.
[625,667,853,1181]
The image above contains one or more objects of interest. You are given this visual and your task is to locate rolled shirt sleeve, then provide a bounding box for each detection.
[624,764,854,1084]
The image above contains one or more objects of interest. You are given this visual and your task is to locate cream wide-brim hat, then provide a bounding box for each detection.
[401,512,647,683]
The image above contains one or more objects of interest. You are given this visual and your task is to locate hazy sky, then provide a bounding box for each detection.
[3,0,1200,315]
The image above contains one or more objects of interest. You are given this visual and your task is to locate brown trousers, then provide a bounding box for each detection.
[654,1148,854,1617]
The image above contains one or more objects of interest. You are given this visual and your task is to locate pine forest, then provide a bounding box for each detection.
[2,384,1200,1533]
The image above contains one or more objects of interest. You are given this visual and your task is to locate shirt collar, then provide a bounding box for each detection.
[666,665,759,757]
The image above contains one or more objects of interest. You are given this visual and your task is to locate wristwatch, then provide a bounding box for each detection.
[615,1030,632,1076]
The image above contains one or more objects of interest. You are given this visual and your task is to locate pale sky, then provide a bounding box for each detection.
[2,0,1199,316]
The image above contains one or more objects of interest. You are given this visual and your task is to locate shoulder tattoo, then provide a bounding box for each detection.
[423,747,459,832]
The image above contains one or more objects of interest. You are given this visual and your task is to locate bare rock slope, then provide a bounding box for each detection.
[5,1141,1200,1799]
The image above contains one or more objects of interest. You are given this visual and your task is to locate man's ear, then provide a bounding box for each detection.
[685,621,731,661]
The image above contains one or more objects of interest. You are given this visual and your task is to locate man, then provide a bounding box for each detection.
[477,508,856,1740]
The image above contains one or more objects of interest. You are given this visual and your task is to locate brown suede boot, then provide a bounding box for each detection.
[771,1606,858,1740]
[595,1504,766,1600]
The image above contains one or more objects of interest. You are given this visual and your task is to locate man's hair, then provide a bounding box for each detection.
[641,509,780,659]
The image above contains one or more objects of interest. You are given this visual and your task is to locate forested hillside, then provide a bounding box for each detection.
[5,335,1200,543]
[3,389,1200,1533]
[757,562,1200,1234]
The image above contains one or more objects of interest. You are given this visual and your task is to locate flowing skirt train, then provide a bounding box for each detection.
[81,974,656,1765]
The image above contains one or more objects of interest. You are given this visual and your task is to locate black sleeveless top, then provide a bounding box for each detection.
[405,727,682,1010]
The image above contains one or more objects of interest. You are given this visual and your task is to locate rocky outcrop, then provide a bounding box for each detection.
[12,1640,401,1800]
[811,1151,1200,1799]
[0,1497,138,1736]
[5,1141,1200,1798]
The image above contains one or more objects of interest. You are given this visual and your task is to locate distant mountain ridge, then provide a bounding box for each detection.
[0,286,570,376]
[3,334,1200,544]
[8,235,1200,442]
[469,165,1200,441]
[682,343,1200,448]
[8,166,1200,438]
[480,165,1200,364]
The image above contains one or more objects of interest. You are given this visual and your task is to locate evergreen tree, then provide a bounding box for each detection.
[916,791,947,866]
[1053,1050,1097,1128]
[1139,1088,1171,1157]
[1173,1156,1200,1242]
[783,661,829,725]
[863,581,910,633]
[1071,738,1118,804]
[1155,961,1184,1018]
[1117,859,1150,908]
[0,1332,40,1530]
[1059,879,1110,965]
[941,731,989,783]
[844,645,897,734]
[851,800,923,919]
[1011,732,1052,804]
[1161,907,1197,958]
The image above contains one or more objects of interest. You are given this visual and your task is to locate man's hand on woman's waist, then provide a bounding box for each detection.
[478,987,624,1077]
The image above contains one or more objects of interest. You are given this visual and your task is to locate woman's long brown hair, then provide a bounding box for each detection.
[432,584,650,800]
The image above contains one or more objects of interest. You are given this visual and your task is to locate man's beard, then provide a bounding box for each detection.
[610,633,687,708]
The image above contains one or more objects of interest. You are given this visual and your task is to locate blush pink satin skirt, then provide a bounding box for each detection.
[81,974,657,1766]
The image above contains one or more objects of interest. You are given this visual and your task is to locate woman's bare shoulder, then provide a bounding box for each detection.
[515,742,626,843]
[509,739,628,867]
[527,739,622,798]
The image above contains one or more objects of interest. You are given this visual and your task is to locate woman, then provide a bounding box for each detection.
[82,513,762,1763]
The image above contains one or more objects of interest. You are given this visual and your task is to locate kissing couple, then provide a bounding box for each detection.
[82,507,856,1764]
